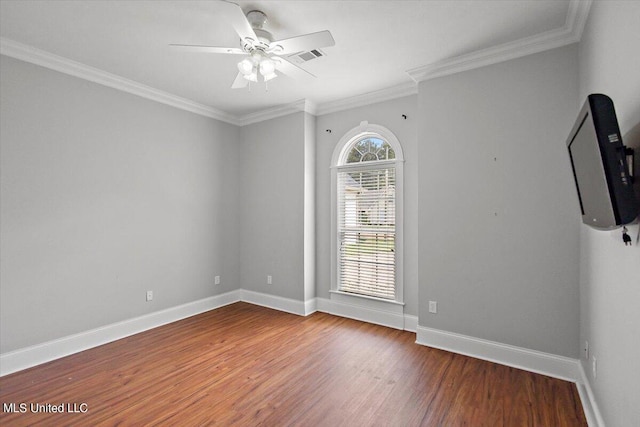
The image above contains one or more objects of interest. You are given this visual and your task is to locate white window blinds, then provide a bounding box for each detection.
[337,167,396,299]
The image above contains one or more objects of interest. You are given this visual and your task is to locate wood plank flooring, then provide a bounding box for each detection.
[0,302,586,426]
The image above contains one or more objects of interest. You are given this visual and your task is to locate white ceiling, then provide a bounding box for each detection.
[1,0,577,119]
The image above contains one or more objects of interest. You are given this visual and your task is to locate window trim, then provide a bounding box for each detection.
[330,121,404,304]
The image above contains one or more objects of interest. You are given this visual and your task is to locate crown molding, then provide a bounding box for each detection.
[1,1,592,127]
[237,99,318,126]
[0,37,241,126]
[566,0,593,41]
[316,81,418,116]
[301,99,318,116]
[406,26,574,82]
[237,81,420,124]
[0,36,312,127]
[407,0,592,83]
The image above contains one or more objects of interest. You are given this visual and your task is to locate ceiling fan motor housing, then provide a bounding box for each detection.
[247,10,267,29]
[242,10,273,52]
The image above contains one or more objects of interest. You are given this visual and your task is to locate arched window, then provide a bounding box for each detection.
[344,136,395,163]
[331,122,404,302]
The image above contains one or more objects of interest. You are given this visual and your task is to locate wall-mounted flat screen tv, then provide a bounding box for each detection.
[566,94,638,230]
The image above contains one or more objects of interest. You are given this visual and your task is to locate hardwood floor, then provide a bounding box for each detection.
[0,302,586,426]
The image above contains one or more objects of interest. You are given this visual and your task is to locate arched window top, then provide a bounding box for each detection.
[333,121,404,167]
[344,135,395,163]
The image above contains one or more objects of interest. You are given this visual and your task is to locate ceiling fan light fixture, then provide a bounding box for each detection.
[243,70,258,82]
[262,72,277,82]
[237,58,254,75]
[259,58,276,75]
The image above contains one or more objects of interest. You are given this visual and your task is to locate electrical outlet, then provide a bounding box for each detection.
[585,340,589,360]
[214,275,221,285]
[429,300,437,314]
[267,275,272,285]
[146,290,153,302]
[592,356,597,379]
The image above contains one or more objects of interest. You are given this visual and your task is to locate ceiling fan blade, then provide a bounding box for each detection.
[169,44,245,54]
[231,72,249,89]
[219,1,258,42]
[270,30,335,55]
[274,57,316,80]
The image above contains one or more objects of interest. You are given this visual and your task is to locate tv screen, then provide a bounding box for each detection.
[566,94,638,230]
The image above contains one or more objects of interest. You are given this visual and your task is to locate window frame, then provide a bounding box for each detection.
[330,121,404,305]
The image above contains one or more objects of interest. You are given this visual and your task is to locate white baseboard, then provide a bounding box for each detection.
[325,299,403,329]
[416,325,581,383]
[0,290,241,377]
[1,289,319,377]
[316,296,332,313]
[0,285,591,426]
[403,315,418,333]
[575,360,605,427]
[304,298,318,316]
[239,289,311,316]
[316,297,417,332]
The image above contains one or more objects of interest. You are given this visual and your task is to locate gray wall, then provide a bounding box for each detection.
[0,56,241,353]
[303,113,316,302]
[417,45,580,357]
[238,112,306,301]
[578,1,640,425]
[315,96,419,316]
[6,18,637,424]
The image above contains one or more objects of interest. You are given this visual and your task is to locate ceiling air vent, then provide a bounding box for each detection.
[287,49,326,65]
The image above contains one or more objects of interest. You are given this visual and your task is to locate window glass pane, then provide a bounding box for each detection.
[338,167,395,299]
[346,137,395,163]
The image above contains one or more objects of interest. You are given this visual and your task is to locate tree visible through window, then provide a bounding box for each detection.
[345,137,395,163]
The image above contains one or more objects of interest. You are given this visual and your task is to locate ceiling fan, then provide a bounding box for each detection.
[170,1,335,89]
